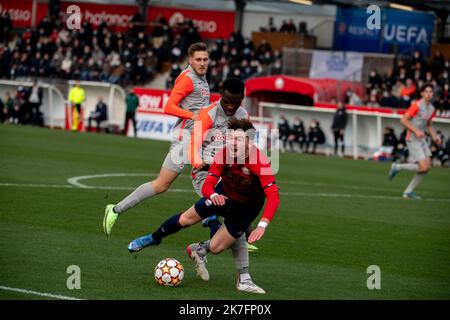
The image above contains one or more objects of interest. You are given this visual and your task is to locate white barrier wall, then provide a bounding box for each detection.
[0,79,65,127]
[261,102,450,159]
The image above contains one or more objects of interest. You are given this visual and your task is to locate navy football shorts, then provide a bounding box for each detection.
[194,182,264,239]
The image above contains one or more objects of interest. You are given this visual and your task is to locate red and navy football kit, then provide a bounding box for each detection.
[194,146,280,238]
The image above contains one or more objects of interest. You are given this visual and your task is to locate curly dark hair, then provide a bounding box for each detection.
[420,83,434,92]
[227,117,255,132]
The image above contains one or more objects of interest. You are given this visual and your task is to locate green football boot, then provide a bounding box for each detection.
[246,242,259,253]
[103,204,118,236]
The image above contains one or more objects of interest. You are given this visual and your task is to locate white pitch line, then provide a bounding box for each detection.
[0,285,82,300]
[281,180,450,197]
[67,173,157,188]
[1,181,450,203]
[67,173,192,188]
[0,183,75,189]
[66,173,450,198]
[284,191,450,202]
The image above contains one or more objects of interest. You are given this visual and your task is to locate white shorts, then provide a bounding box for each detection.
[407,139,431,163]
[162,140,189,174]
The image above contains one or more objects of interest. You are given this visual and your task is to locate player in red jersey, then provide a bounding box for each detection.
[127,118,280,293]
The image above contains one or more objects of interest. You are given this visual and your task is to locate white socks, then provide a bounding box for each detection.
[396,163,419,172]
[404,173,426,194]
[114,182,156,214]
[231,234,249,271]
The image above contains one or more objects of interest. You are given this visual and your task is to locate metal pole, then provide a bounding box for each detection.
[49,86,54,128]
[108,85,114,124]
[376,114,382,148]
[352,112,358,159]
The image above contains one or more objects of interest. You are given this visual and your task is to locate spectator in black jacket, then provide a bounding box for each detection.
[382,127,398,149]
[291,116,306,152]
[88,97,108,132]
[305,119,325,154]
[331,102,348,156]
[16,86,28,124]
[367,69,383,94]
[278,115,291,152]
[379,90,401,108]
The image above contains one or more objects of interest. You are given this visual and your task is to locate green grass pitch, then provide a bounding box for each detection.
[0,124,449,300]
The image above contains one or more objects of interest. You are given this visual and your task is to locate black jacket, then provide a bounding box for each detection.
[278,119,291,137]
[308,125,325,144]
[95,102,108,121]
[292,121,305,138]
[331,108,348,130]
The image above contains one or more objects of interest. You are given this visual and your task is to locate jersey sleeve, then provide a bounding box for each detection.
[188,107,213,168]
[405,102,419,118]
[164,73,195,119]
[201,148,226,198]
[250,150,280,222]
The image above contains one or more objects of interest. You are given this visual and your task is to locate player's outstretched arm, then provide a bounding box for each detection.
[248,150,280,243]
[248,218,270,243]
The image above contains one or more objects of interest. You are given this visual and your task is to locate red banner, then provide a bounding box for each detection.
[0,0,47,28]
[147,6,235,39]
[0,1,138,32]
[134,87,220,113]
[2,2,235,37]
[59,1,139,32]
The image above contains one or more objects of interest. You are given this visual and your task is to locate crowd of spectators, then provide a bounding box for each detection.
[166,33,282,92]
[1,14,145,84]
[1,9,282,93]
[3,8,450,119]
[365,50,450,117]
[0,11,205,87]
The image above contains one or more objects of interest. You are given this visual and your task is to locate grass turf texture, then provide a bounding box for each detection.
[0,124,449,300]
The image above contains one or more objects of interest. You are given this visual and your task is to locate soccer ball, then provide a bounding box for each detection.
[154,258,184,287]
